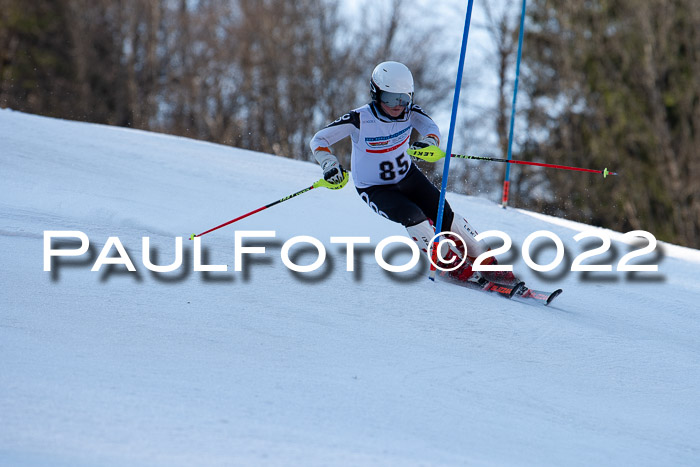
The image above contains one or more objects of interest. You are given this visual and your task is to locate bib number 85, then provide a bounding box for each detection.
[379,153,410,181]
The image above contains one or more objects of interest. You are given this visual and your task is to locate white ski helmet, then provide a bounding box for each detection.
[370,61,414,109]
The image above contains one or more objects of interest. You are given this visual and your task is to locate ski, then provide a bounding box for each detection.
[441,274,525,300]
[441,273,563,306]
[513,286,563,306]
[482,280,525,299]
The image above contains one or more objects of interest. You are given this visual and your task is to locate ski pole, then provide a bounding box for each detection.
[189,173,349,240]
[408,146,618,178]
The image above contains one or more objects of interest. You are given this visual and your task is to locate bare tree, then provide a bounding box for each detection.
[522,0,700,247]
[0,0,455,176]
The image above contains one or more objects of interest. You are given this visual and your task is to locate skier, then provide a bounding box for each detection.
[309,61,518,286]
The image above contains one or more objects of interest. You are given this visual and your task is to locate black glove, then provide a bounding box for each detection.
[410,140,430,150]
[411,135,439,150]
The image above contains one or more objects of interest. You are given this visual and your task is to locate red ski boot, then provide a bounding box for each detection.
[478,257,520,286]
[436,248,478,283]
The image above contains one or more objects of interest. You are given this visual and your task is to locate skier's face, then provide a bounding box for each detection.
[380,102,406,117]
[379,91,411,117]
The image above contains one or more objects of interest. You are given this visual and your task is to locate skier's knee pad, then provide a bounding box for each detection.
[405,220,434,255]
[450,215,489,258]
[406,220,454,266]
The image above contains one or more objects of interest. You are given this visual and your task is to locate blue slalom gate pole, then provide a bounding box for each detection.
[430,0,475,281]
[501,0,527,208]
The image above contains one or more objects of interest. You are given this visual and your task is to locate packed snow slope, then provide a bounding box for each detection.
[1,108,699,466]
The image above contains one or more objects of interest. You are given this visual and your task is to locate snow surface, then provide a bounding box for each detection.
[1,108,699,466]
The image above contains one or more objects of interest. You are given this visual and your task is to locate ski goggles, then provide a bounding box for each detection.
[380,91,413,107]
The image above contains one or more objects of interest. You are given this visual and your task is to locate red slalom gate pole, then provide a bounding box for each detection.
[502,0,529,208]
[189,174,349,240]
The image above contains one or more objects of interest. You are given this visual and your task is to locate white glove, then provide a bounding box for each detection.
[319,154,345,184]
